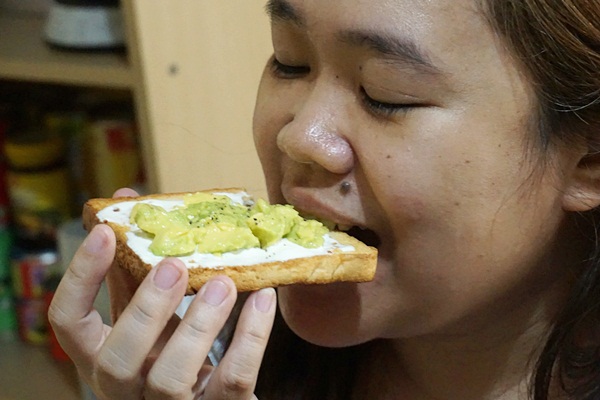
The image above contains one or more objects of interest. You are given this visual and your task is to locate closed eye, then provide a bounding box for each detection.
[270,56,310,79]
[360,87,418,117]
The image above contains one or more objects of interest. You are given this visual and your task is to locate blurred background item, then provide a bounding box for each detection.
[10,248,58,345]
[0,225,15,342]
[4,109,71,249]
[44,0,125,51]
[0,82,142,364]
[88,105,142,198]
[0,0,52,14]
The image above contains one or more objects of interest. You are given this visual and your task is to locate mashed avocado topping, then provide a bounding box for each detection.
[129,192,329,256]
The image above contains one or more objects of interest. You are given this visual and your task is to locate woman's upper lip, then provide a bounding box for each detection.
[282,186,365,228]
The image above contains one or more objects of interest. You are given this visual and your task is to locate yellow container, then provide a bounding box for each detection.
[4,131,72,246]
[89,119,142,198]
[4,134,65,170]
[6,167,71,245]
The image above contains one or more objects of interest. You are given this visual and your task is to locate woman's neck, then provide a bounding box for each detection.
[354,279,572,400]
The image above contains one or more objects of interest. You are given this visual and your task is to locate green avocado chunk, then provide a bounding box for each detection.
[129,194,329,256]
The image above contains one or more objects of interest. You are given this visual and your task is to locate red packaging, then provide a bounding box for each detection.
[15,297,47,345]
[10,250,58,299]
[44,290,70,362]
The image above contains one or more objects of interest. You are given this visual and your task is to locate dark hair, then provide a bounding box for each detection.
[254,1,600,399]
[481,1,600,399]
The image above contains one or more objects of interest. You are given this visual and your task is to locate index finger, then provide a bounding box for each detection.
[203,288,276,399]
[48,224,116,364]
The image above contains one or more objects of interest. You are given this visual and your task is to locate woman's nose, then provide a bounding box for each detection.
[276,92,354,175]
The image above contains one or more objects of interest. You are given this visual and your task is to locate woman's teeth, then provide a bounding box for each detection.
[318,220,381,248]
[335,224,353,232]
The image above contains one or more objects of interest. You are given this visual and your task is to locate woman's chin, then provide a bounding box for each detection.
[277,282,372,348]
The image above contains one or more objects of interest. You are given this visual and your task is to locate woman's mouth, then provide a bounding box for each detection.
[281,185,381,249]
[331,223,381,249]
[346,226,382,248]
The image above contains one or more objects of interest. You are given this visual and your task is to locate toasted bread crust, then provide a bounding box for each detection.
[82,189,377,294]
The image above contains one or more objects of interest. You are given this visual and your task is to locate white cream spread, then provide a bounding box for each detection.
[96,191,355,269]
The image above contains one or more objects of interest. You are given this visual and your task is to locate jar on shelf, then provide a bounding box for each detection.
[10,247,59,345]
[45,111,91,216]
[4,124,72,249]
[86,97,144,198]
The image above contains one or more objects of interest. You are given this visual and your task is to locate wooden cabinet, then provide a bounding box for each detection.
[0,12,131,88]
[123,1,271,196]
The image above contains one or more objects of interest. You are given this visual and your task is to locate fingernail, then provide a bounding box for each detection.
[254,288,275,313]
[83,225,106,254]
[200,279,230,306]
[153,261,182,290]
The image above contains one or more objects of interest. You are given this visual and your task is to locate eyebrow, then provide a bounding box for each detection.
[265,0,305,26]
[339,31,442,75]
[265,0,443,75]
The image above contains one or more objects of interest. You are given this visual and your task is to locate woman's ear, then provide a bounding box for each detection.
[562,147,600,212]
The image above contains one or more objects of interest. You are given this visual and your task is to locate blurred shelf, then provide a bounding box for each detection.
[0,11,132,89]
[0,338,80,400]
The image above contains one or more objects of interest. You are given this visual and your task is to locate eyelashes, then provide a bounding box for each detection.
[269,56,419,117]
[359,87,416,117]
[270,57,310,78]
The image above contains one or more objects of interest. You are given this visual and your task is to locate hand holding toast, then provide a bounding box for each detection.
[48,189,276,400]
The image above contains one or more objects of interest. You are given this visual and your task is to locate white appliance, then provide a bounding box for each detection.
[44,0,124,50]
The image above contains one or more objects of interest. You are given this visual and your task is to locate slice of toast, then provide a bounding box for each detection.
[82,188,377,294]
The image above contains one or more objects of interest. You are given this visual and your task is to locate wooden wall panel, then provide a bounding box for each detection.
[123,1,271,197]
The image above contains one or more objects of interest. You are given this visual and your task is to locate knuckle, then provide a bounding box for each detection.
[178,317,214,342]
[47,301,71,331]
[220,361,255,394]
[239,325,270,352]
[96,346,138,383]
[145,372,190,400]
[66,261,86,281]
[129,302,156,328]
[246,325,269,344]
[145,363,198,399]
[64,261,91,289]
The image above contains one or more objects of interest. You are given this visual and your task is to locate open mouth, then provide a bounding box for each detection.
[297,207,381,249]
[336,225,381,249]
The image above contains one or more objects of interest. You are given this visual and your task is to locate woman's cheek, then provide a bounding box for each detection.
[253,97,284,186]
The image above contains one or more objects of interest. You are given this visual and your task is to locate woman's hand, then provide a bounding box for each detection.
[48,189,277,400]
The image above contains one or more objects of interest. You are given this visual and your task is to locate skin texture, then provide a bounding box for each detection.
[49,1,599,399]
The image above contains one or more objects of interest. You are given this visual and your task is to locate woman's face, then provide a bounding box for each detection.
[253,0,580,347]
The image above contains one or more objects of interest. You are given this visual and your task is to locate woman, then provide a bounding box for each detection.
[49,0,600,399]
